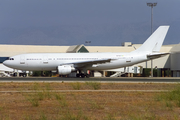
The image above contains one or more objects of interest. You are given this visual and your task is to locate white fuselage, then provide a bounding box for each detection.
[3,26,170,74]
[3,52,148,71]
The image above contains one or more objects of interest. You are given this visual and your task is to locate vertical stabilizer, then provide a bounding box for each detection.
[132,26,169,53]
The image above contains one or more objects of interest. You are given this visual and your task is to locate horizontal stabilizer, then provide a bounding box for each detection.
[147,53,170,59]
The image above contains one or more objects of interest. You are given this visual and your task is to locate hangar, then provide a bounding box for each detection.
[0,42,179,77]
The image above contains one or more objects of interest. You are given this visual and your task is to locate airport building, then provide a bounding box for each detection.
[0,43,180,77]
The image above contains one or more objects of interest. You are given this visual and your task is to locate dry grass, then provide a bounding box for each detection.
[0,82,180,120]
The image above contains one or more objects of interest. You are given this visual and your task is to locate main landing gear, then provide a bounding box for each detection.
[76,70,89,78]
[76,73,89,78]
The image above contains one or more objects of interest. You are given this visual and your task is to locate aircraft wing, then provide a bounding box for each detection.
[147,53,169,59]
[60,59,111,68]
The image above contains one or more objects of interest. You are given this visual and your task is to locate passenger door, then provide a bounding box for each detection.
[20,56,25,64]
[43,56,48,64]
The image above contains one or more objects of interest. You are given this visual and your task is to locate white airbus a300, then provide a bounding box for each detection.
[3,26,169,77]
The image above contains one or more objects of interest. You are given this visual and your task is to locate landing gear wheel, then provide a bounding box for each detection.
[81,74,85,78]
[76,74,80,78]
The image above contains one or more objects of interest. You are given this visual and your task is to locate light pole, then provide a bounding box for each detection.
[147,2,157,77]
[85,41,91,46]
[147,3,157,34]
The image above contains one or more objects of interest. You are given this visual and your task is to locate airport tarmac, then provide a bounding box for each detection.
[0,77,180,83]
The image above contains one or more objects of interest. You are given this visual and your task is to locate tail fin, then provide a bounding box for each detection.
[132,26,170,53]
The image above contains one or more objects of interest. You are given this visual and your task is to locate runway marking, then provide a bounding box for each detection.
[0,90,170,93]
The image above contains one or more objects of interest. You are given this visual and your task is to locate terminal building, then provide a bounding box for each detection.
[0,42,180,77]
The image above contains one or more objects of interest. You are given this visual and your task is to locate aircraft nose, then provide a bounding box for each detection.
[3,60,10,67]
[3,60,8,66]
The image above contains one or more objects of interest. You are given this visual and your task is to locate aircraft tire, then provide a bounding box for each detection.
[81,74,85,78]
[76,74,80,78]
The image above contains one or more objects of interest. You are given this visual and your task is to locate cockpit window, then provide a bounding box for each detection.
[9,58,14,60]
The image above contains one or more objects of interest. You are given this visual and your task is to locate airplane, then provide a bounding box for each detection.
[3,26,170,77]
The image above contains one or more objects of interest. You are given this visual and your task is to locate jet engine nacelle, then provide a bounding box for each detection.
[57,65,75,75]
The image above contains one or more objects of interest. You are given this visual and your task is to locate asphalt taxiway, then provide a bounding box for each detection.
[0,77,180,83]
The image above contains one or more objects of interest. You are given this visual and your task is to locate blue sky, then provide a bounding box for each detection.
[0,0,179,46]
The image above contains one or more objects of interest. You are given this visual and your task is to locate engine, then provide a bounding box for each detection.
[57,65,75,75]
